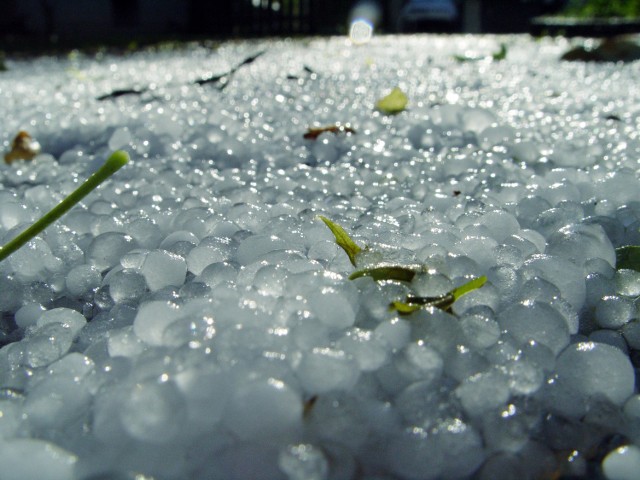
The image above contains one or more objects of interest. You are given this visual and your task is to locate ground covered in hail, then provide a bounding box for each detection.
[0,33,640,480]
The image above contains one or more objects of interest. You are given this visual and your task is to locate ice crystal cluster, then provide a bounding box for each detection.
[0,34,639,479]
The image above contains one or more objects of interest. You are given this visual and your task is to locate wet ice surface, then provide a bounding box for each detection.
[0,34,639,479]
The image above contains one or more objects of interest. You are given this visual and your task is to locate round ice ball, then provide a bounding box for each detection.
[223,378,302,440]
[65,264,101,297]
[523,254,586,310]
[36,307,87,338]
[278,443,329,480]
[602,445,640,480]
[546,223,616,268]
[0,438,77,480]
[295,348,360,394]
[594,295,636,329]
[119,379,187,443]
[498,301,570,355]
[306,285,358,329]
[86,232,138,272]
[547,342,635,418]
[140,249,187,291]
[133,300,182,346]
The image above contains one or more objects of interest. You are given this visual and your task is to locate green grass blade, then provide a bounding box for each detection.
[389,276,487,315]
[0,150,129,262]
[318,215,362,266]
[349,265,418,282]
[451,276,487,300]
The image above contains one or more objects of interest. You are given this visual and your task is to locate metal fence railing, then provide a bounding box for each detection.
[189,0,356,37]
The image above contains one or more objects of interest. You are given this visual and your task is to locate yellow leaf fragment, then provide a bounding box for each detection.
[375,87,408,115]
[318,215,362,267]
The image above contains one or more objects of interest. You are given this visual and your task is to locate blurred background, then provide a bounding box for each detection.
[0,0,606,52]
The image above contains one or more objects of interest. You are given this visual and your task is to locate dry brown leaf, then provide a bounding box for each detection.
[4,131,41,164]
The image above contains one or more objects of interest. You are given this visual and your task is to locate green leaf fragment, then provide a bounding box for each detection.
[451,275,487,300]
[616,245,640,271]
[318,215,362,267]
[492,43,508,61]
[375,87,408,114]
[349,265,418,282]
[389,276,487,315]
[389,301,422,315]
[454,44,507,62]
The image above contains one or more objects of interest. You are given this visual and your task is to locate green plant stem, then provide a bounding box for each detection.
[0,150,129,262]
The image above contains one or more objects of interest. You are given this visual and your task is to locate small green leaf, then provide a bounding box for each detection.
[451,275,487,300]
[318,215,362,267]
[452,53,472,63]
[492,43,507,61]
[389,301,422,315]
[375,87,408,115]
[349,265,418,282]
[454,44,507,63]
[616,245,640,271]
[389,276,487,315]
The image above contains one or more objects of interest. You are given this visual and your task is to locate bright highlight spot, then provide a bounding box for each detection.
[349,19,373,45]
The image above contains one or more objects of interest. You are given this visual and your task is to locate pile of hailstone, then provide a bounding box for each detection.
[1,34,640,480]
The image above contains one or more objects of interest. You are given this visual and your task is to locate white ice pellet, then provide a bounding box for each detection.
[295,347,360,394]
[173,367,230,432]
[196,261,238,287]
[505,359,544,395]
[133,300,182,346]
[107,326,146,357]
[36,307,87,338]
[65,264,101,297]
[8,237,61,282]
[622,320,640,349]
[498,301,569,355]
[546,223,616,268]
[140,249,187,291]
[385,426,444,480]
[14,303,46,329]
[0,438,77,480]
[108,127,132,150]
[523,254,586,310]
[306,285,357,329]
[86,232,138,271]
[336,328,388,371]
[278,444,329,480]
[546,342,635,419]
[374,318,411,350]
[0,401,21,439]
[119,379,187,443]
[461,107,497,133]
[186,244,227,275]
[0,201,31,230]
[108,269,147,303]
[24,376,91,430]
[459,311,501,349]
[235,234,288,265]
[223,378,302,440]
[595,295,636,329]
[455,369,510,417]
[602,445,640,480]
